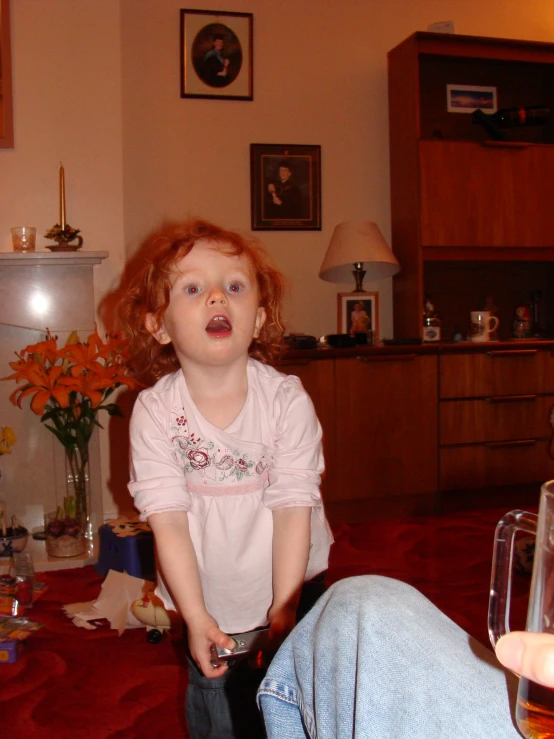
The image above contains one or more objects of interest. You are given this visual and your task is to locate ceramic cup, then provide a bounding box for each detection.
[469,310,499,342]
[489,480,554,737]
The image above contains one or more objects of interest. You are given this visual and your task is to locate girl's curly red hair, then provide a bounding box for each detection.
[115,218,286,381]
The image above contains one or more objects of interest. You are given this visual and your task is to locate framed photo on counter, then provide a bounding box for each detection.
[338,292,379,340]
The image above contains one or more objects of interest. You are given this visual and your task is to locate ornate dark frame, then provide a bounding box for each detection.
[250,143,322,231]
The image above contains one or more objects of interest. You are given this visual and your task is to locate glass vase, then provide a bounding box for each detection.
[65,443,93,540]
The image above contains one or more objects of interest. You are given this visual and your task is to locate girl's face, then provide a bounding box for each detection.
[147,239,266,370]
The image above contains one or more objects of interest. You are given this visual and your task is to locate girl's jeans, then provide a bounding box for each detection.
[185,574,326,739]
[257,575,521,738]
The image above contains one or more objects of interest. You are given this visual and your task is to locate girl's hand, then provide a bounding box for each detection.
[267,602,297,650]
[187,612,236,678]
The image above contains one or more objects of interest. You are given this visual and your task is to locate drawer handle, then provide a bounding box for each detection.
[486,394,537,403]
[486,350,537,358]
[357,354,417,363]
[485,439,537,449]
[482,141,530,149]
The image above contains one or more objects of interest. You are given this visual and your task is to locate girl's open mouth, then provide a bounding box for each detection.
[206,315,232,335]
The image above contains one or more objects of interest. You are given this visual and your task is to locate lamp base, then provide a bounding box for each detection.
[352,263,366,292]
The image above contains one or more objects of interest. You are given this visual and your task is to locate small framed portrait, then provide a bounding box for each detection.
[338,292,379,340]
[446,84,497,114]
[180,9,253,100]
[250,143,322,231]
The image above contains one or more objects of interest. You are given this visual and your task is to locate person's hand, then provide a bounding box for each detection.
[186,611,236,678]
[267,602,297,651]
[268,183,276,194]
[496,632,554,688]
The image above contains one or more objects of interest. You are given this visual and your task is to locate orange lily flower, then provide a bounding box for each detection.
[57,370,113,408]
[20,335,61,366]
[8,364,70,415]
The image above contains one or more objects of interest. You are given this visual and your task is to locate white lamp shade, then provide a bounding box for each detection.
[319,221,400,283]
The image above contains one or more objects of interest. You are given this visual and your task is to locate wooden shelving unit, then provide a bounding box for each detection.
[388,32,554,340]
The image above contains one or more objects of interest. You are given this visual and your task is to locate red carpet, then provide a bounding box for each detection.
[1,507,531,739]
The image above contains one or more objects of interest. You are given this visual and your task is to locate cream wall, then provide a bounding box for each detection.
[121,0,554,339]
[2,0,554,520]
[0,0,124,523]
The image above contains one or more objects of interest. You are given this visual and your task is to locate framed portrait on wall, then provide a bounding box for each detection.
[250,143,321,230]
[338,292,379,340]
[180,9,253,100]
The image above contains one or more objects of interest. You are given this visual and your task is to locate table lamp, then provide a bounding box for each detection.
[319,221,400,291]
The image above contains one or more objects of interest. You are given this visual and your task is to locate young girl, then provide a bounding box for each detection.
[118,218,333,738]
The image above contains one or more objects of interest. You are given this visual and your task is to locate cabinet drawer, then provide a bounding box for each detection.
[440,439,554,491]
[440,350,554,398]
[440,395,554,445]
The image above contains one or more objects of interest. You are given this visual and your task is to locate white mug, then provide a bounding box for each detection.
[470,311,499,342]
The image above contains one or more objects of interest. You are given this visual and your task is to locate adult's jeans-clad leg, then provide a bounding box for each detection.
[257,575,521,739]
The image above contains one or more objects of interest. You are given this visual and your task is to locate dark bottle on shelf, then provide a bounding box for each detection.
[488,106,550,127]
[472,107,550,141]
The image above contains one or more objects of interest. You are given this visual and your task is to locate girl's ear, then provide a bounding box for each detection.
[145,313,172,345]
[254,307,266,339]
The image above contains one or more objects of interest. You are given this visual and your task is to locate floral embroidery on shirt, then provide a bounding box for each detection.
[169,408,266,483]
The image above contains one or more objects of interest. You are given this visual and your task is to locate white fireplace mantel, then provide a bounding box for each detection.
[0,251,108,267]
[0,250,108,332]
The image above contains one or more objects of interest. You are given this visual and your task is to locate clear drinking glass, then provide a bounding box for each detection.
[489,480,554,737]
[11,226,36,252]
[11,551,36,610]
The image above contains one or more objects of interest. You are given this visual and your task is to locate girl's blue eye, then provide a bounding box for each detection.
[186,285,200,295]
[228,283,241,293]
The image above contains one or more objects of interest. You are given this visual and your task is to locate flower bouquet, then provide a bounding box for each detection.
[2,329,140,543]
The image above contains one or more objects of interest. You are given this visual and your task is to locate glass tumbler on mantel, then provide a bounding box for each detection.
[11,226,36,252]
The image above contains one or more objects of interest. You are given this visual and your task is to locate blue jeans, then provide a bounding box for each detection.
[185,575,326,739]
[257,576,521,738]
[186,656,266,739]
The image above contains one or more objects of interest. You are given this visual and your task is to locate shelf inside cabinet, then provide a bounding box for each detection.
[423,261,554,341]
[419,55,554,144]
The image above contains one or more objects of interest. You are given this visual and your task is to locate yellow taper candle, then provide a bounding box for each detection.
[59,163,66,229]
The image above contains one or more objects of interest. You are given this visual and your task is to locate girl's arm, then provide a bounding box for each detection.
[269,506,311,642]
[148,510,234,677]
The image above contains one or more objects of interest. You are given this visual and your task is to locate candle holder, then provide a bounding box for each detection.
[44,223,83,252]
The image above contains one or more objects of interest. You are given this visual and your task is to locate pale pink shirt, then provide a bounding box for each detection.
[128,358,333,633]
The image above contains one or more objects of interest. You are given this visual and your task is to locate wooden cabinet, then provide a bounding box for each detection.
[276,357,337,502]
[388,32,554,341]
[419,141,554,249]
[278,344,554,521]
[278,350,439,522]
[438,349,554,491]
[334,354,438,501]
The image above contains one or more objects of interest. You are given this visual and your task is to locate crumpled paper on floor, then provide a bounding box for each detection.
[63,569,155,634]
